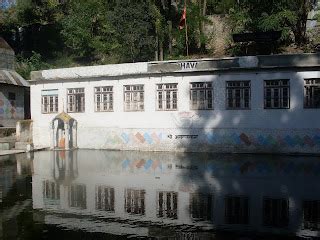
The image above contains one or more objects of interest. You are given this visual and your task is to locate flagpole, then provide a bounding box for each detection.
[185,0,189,57]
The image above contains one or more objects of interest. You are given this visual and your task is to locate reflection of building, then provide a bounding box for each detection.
[0,38,29,127]
[30,54,320,153]
[0,153,33,240]
[32,150,320,238]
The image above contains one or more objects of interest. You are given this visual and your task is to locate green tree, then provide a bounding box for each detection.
[228,0,315,45]
[61,0,117,59]
[109,0,155,62]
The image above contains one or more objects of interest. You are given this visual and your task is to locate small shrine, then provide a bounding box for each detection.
[51,112,77,150]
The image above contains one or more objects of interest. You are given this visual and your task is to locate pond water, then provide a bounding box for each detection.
[1,150,320,240]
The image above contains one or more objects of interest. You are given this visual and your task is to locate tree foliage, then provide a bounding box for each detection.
[0,0,318,78]
[228,0,315,45]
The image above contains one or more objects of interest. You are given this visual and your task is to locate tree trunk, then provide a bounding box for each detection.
[159,41,164,61]
[200,0,207,52]
[155,33,159,61]
[294,0,310,46]
[168,20,173,56]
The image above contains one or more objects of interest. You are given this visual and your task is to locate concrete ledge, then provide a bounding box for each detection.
[0,149,25,156]
[0,141,15,150]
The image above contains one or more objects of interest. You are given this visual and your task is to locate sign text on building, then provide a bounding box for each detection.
[179,62,198,70]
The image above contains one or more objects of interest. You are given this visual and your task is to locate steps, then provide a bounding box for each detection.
[0,142,15,150]
[15,142,33,151]
[0,135,16,150]
[0,123,33,153]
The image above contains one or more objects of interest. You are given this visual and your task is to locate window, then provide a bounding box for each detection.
[304,79,320,108]
[226,81,250,109]
[43,180,60,200]
[69,184,87,209]
[67,88,85,113]
[190,82,213,110]
[157,191,178,219]
[96,186,115,212]
[225,195,249,224]
[124,85,144,111]
[95,86,113,112]
[263,197,288,228]
[41,89,58,113]
[157,83,178,111]
[8,92,15,101]
[190,193,213,221]
[124,189,145,215]
[303,200,320,230]
[264,80,290,109]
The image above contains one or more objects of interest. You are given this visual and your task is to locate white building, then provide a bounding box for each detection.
[30,54,320,153]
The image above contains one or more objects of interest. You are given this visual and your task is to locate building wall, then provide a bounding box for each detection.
[30,70,320,153]
[0,84,25,127]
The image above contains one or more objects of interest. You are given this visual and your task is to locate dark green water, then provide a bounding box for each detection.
[1,150,320,240]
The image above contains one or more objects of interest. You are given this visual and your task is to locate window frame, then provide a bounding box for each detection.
[226,81,251,110]
[304,79,320,109]
[156,83,178,111]
[190,82,214,110]
[262,197,289,228]
[69,184,87,209]
[190,193,213,222]
[41,89,59,114]
[123,85,144,112]
[124,188,146,215]
[94,86,114,112]
[8,92,16,101]
[67,88,85,113]
[95,185,115,212]
[224,195,249,225]
[157,191,178,219]
[264,79,290,109]
[303,200,320,230]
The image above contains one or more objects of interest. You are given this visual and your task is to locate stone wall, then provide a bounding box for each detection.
[0,84,25,127]
[16,120,33,143]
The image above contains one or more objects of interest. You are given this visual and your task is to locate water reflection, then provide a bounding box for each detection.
[30,150,320,239]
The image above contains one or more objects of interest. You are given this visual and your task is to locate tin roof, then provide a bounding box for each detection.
[30,53,320,82]
[0,70,29,87]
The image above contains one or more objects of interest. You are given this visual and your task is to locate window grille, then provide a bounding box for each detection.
[190,193,213,221]
[225,195,249,224]
[124,85,144,111]
[263,197,288,228]
[304,79,320,108]
[8,92,16,101]
[69,184,87,209]
[264,80,290,109]
[303,200,320,230]
[157,191,178,219]
[95,86,113,112]
[43,180,60,200]
[67,88,85,113]
[124,189,145,215]
[41,89,58,113]
[226,81,251,109]
[190,82,213,110]
[96,186,115,211]
[156,83,178,111]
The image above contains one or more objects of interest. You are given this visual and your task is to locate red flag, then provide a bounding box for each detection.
[179,5,186,30]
